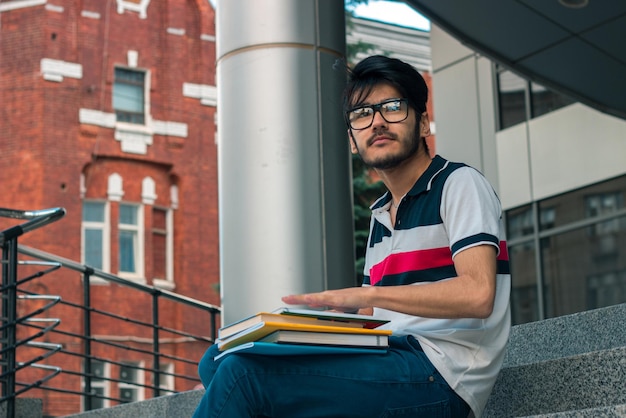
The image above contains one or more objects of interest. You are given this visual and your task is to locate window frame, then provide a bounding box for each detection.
[506,175,626,325]
[117,202,145,281]
[113,66,147,125]
[118,361,145,404]
[82,359,110,411]
[81,200,111,274]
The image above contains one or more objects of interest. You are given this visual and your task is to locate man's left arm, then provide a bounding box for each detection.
[282,243,497,319]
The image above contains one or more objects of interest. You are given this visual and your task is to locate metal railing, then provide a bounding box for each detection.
[0,207,220,417]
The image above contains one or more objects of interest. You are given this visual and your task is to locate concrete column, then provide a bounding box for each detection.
[216,0,354,324]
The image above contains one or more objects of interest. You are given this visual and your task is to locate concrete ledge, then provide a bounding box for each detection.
[525,404,626,417]
[65,390,204,418]
[503,303,626,367]
[0,398,42,418]
[484,346,626,417]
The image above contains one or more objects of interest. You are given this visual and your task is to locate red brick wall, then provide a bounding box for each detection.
[1,1,218,414]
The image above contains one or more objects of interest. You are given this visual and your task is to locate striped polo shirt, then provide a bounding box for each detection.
[364,155,511,418]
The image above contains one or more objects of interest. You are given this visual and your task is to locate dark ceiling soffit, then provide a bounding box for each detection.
[406,1,626,121]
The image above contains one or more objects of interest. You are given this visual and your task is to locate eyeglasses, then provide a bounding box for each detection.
[346,98,409,130]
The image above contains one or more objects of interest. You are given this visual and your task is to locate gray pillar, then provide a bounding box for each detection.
[216,0,354,324]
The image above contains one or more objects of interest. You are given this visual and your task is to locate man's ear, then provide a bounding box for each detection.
[348,130,358,154]
[419,112,431,137]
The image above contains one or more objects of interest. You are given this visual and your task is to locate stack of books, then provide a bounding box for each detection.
[214,307,392,360]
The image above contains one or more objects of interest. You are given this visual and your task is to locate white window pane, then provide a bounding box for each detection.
[119,230,136,273]
[113,83,144,112]
[85,229,103,269]
[83,202,105,222]
[119,204,138,225]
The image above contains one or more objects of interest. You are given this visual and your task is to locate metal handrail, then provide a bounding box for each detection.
[0,207,66,246]
[1,207,221,416]
[1,207,67,417]
[17,245,220,314]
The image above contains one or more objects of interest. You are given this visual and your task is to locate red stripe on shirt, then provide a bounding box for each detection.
[369,247,452,286]
[369,241,509,286]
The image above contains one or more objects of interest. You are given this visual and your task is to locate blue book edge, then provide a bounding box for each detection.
[214,341,388,361]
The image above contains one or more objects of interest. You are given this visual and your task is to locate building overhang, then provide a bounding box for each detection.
[405,0,626,120]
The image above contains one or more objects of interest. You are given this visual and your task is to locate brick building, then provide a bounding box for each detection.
[0,0,219,414]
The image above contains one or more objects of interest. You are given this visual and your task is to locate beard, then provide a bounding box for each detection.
[354,130,422,170]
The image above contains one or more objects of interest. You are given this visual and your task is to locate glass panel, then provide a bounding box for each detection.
[506,205,533,240]
[113,83,144,112]
[119,363,140,403]
[120,388,137,403]
[84,229,103,269]
[587,270,626,310]
[119,204,138,225]
[541,215,626,318]
[539,175,626,230]
[84,359,107,410]
[119,230,136,273]
[497,69,527,129]
[113,68,145,124]
[83,202,105,222]
[91,361,105,380]
[509,242,539,324]
[91,387,105,409]
[120,364,137,381]
[530,82,575,118]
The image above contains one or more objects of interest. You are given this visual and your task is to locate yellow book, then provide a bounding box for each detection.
[217,321,392,351]
[218,308,389,340]
[218,312,362,340]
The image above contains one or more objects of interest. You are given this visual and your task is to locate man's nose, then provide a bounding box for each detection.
[371,109,387,128]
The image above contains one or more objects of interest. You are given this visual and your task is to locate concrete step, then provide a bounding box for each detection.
[42,304,626,417]
[502,303,626,368]
[64,390,203,418]
[483,346,626,417]
[524,403,626,417]
[0,398,42,418]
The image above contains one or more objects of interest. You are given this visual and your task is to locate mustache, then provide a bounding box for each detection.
[367,131,397,146]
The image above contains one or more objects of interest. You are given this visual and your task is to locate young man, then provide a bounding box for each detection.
[193,55,511,418]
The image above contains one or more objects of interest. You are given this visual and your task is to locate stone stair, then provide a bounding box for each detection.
[11,303,626,417]
[483,303,626,417]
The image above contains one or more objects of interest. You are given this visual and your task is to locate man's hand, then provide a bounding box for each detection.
[282,287,371,313]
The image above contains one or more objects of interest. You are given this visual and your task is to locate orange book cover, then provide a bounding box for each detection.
[217,321,392,351]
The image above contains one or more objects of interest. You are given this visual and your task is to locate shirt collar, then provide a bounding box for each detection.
[370,155,448,210]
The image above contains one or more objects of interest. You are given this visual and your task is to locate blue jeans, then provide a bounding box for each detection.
[192,336,470,418]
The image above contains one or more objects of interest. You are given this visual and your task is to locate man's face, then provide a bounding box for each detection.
[347,84,429,170]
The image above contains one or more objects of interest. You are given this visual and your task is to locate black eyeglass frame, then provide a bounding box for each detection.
[345,98,410,130]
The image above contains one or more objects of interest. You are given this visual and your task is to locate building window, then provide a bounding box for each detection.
[506,175,626,324]
[496,69,527,130]
[83,359,110,410]
[587,270,626,310]
[118,362,144,403]
[496,66,575,130]
[82,201,109,271]
[585,192,625,236]
[506,205,534,240]
[153,362,175,395]
[118,203,143,277]
[113,67,146,124]
[530,82,576,119]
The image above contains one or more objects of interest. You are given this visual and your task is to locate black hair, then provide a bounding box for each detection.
[342,55,428,126]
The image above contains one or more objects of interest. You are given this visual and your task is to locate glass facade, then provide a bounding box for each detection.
[496,66,575,130]
[507,175,626,324]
